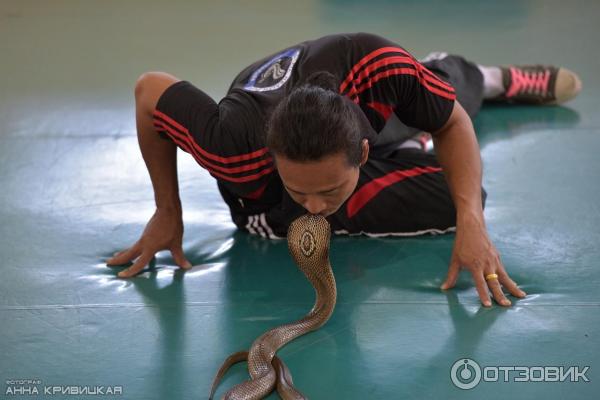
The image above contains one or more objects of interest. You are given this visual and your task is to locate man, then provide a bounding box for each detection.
[106,32,581,307]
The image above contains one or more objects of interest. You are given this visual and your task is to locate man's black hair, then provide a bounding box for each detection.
[266,71,363,166]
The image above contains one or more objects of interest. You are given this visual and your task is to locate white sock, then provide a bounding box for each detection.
[478,65,504,99]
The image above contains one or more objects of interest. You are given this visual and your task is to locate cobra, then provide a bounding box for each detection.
[209,214,337,399]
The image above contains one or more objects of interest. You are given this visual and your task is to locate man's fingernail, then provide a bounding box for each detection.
[484,301,492,307]
[503,300,511,306]
[118,271,127,278]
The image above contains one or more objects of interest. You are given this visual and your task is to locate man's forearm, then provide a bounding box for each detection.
[137,117,182,213]
[432,102,484,225]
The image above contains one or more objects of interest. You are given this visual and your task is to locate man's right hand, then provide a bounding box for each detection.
[106,208,192,278]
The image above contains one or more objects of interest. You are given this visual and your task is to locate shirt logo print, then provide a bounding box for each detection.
[244,48,300,92]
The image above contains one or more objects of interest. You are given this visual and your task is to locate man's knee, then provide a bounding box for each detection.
[135,71,180,111]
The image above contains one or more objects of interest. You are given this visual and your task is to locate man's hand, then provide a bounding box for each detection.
[106,208,192,278]
[441,213,526,306]
[431,101,526,307]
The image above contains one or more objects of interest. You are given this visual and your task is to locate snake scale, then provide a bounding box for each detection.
[209,214,337,399]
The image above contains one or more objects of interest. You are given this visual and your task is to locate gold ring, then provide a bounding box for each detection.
[485,273,499,281]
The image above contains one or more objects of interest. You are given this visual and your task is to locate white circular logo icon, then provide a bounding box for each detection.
[450,358,482,390]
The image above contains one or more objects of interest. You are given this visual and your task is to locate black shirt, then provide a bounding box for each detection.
[173,32,456,200]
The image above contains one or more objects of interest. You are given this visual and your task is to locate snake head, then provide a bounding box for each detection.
[287,214,331,269]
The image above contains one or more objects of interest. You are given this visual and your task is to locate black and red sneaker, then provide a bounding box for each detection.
[493,65,582,105]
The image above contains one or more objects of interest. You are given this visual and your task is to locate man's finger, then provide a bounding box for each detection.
[118,252,154,278]
[472,272,492,307]
[493,254,527,299]
[441,258,460,290]
[107,243,141,266]
[486,275,511,306]
[498,270,527,298]
[171,246,192,269]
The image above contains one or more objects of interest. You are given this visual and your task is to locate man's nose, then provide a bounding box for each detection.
[303,196,327,215]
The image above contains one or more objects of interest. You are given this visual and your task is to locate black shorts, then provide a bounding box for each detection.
[217,148,487,239]
[333,148,488,237]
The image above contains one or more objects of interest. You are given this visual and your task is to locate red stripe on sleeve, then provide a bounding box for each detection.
[153,119,274,183]
[346,166,443,219]
[340,46,413,94]
[419,64,454,89]
[153,120,273,174]
[350,55,455,94]
[353,68,456,101]
[152,110,269,164]
[209,166,275,183]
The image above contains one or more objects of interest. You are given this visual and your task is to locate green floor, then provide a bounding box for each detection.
[1,1,599,399]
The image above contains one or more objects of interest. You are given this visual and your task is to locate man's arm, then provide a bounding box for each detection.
[107,72,191,277]
[432,101,526,306]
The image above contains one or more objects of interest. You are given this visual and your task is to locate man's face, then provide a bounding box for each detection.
[275,141,368,217]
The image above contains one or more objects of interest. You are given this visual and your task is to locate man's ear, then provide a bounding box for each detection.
[359,139,369,166]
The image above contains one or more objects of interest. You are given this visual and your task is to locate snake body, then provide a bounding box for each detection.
[209,214,337,399]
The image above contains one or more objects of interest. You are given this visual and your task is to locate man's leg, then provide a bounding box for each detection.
[421,53,582,106]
